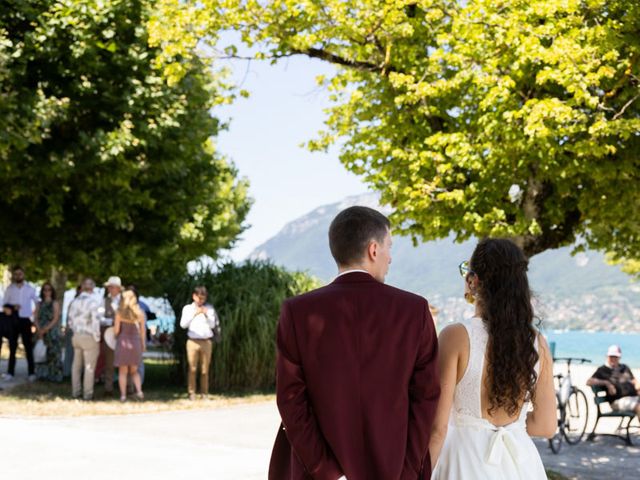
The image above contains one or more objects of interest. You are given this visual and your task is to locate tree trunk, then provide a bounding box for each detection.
[50,267,68,302]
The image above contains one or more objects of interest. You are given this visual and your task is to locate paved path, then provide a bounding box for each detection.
[2,357,638,479]
[534,433,640,479]
[1,402,279,480]
[2,401,637,480]
[0,357,29,390]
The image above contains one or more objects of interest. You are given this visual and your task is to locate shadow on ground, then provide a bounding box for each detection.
[536,431,640,479]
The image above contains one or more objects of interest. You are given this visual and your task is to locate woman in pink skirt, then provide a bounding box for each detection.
[114,289,146,401]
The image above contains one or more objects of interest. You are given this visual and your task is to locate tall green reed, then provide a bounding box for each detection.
[165,260,320,391]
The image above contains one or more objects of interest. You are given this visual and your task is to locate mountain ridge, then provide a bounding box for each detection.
[250,193,640,331]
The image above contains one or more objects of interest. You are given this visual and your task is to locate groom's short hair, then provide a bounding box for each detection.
[329,206,390,266]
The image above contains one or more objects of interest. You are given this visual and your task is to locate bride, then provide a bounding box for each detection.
[430,238,556,479]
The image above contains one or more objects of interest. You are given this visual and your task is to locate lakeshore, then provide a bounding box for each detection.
[545,331,640,368]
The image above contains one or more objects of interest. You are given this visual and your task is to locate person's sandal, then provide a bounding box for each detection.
[134,392,144,401]
[120,395,127,403]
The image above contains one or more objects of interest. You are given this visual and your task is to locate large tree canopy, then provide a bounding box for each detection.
[166,0,640,265]
[0,0,250,290]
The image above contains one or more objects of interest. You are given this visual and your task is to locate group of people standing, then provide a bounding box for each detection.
[0,266,63,382]
[1,266,222,402]
[0,268,147,402]
[66,276,147,401]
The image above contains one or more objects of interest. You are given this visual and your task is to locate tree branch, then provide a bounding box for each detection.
[292,47,397,74]
[612,94,639,120]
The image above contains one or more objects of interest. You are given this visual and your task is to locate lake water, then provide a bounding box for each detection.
[155,313,639,368]
[543,330,640,368]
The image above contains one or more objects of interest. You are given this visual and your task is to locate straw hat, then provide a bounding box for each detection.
[104,326,117,350]
[104,276,122,288]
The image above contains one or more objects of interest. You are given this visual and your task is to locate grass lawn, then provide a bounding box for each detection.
[546,470,570,480]
[0,358,274,417]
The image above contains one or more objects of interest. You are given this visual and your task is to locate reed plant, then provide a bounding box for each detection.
[166,260,321,391]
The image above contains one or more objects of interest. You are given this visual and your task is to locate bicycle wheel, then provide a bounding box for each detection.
[549,431,563,454]
[549,403,564,454]
[563,387,589,444]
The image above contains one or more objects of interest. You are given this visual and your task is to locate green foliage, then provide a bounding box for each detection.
[166,260,321,391]
[0,0,250,291]
[607,255,640,280]
[169,0,640,260]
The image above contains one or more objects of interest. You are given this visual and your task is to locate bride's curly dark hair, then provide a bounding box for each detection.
[470,238,539,416]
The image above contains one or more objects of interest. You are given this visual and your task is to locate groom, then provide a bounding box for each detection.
[269,206,440,480]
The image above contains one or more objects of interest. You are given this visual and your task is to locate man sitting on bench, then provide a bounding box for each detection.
[587,345,640,418]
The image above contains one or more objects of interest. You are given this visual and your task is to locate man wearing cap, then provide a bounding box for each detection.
[97,276,122,396]
[587,345,640,416]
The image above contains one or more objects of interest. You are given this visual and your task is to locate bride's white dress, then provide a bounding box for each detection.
[431,317,548,479]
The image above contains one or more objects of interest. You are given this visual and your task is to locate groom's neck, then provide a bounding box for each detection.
[337,263,367,274]
[337,264,382,282]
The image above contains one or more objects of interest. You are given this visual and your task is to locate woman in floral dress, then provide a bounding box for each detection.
[34,282,63,382]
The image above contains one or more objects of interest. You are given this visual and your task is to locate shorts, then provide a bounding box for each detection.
[611,396,640,411]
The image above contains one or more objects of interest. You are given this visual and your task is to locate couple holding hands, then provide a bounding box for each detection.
[269,206,556,480]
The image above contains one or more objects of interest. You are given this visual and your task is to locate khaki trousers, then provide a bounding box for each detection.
[71,333,100,400]
[186,338,213,395]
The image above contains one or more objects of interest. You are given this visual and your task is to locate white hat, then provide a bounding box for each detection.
[104,327,117,350]
[104,276,122,288]
[607,345,622,357]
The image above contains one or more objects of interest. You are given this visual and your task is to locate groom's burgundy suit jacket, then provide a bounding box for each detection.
[269,272,440,480]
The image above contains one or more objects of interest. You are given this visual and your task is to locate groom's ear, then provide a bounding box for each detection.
[367,240,378,261]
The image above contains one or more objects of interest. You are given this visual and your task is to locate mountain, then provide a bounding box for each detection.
[250,193,640,331]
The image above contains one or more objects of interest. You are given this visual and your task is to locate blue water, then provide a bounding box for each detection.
[543,330,640,368]
[147,316,175,333]
[147,318,639,368]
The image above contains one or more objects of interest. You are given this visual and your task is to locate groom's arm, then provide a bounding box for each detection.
[401,301,440,480]
[276,301,343,480]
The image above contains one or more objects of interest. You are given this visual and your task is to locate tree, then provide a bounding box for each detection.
[0,0,251,292]
[171,0,640,264]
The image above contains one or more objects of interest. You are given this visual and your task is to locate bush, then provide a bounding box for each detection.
[166,260,321,391]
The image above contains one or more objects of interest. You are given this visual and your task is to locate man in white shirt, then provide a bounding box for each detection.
[2,266,38,380]
[180,285,220,400]
[67,278,101,400]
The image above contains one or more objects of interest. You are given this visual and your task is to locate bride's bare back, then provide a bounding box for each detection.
[429,320,556,463]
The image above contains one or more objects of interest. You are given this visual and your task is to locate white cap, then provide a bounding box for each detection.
[104,276,122,288]
[607,345,622,357]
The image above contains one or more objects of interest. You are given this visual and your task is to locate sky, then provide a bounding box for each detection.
[214,52,368,261]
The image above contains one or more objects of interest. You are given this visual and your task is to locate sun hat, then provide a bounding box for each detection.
[104,276,122,288]
[607,345,622,357]
[104,326,117,350]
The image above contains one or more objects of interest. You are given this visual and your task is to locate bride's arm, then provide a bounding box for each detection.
[429,324,466,467]
[526,335,557,438]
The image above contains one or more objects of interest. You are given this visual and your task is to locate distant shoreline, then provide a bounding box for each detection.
[544,330,640,369]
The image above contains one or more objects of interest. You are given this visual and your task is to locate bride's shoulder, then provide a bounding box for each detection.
[534,331,552,356]
[438,317,474,335]
[438,322,469,348]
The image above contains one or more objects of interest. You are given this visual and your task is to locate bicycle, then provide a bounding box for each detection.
[548,357,591,454]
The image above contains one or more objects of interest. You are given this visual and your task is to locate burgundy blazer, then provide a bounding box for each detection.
[269,272,440,480]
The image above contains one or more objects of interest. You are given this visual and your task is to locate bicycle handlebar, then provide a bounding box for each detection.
[553,357,592,364]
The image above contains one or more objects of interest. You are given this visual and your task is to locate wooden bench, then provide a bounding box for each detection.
[587,385,637,445]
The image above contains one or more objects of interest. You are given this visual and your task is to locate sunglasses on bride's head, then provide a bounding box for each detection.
[458,260,474,278]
